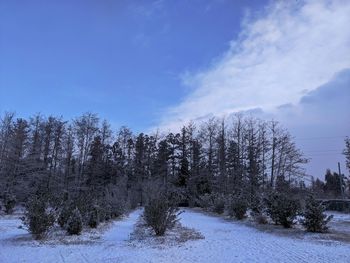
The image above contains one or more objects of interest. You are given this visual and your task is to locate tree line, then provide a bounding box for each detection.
[0,111,310,206]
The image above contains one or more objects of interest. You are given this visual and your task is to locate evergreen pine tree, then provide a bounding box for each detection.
[301,195,333,232]
[67,208,83,235]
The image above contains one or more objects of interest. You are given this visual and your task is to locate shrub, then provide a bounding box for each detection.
[252,213,268,224]
[198,193,226,214]
[250,194,264,214]
[143,192,181,236]
[22,195,55,239]
[301,196,333,232]
[198,194,213,211]
[227,195,248,220]
[103,204,112,221]
[58,202,73,228]
[212,194,225,214]
[109,199,125,218]
[71,193,95,222]
[88,205,100,228]
[250,195,268,224]
[67,208,83,235]
[265,192,300,228]
[4,193,16,214]
[103,187,127,219]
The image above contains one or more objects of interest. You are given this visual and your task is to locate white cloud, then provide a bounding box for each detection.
[156,0,350,131]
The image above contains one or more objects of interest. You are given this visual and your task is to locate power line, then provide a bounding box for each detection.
[294,135,347,141]
[304,153,343,156]
[302,149,343,153]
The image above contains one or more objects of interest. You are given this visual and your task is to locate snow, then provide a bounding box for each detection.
[326,211,350,235]
[1,208,350,263]
[103,209,140,243]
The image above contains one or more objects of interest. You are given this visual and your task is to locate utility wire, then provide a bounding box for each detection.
[302,149,343,153]
[303,153,343,156]
[294,135,347,141]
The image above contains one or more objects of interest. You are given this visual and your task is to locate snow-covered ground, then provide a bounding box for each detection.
[327,211,350,235]
[1,209,350,263]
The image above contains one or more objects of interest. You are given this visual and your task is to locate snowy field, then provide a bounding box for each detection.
[1,209,350,263]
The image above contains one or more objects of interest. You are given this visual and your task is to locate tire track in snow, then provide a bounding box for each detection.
[59,251,66,263]
[81,253,91,263]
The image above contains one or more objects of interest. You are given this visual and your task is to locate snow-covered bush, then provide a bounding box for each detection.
[250,194,265,213]
[102,186,127,219]
[227,195,248,220]
[109,199,125,218]
[212,194,226,214]
[198,194,213,211]
[198,193,226,214]
[252,213,268,224]
[103,204,112,221]
[143,192,181,236]
[93,196,126,223]
[67,208,83,235]
[250,195,268,224]
[265,192,300,228]
[22,195,55,239]
[301,196,333,232]
[69,193,95,223]
[4,193,16,214]
[58,202,73,228]
[88,205,100,228]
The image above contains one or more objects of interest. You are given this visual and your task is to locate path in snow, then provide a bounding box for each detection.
[1,208,350,263]
[103,208,142,243]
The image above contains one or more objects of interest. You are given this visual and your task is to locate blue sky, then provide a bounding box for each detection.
[0,0,266,130]
[0,0,349,179]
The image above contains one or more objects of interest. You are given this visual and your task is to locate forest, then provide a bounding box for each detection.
[0,112,309,202]
[0,111,349,238]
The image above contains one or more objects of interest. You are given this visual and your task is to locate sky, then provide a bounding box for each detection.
[0,0,349,180]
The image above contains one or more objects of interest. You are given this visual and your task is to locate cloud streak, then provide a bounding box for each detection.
[156,0,350,131]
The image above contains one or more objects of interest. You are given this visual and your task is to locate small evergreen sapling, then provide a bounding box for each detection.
[58,202,73,228]
[265,192,300,228]
[301,196,333,232]
[211,193,225,214]
[227,195,248,220]
[88,205,100,228]
[104,204,112,221]
[4,193,16,214]
[198,193,213,211]
[67,208,83,235]
[22,195,55,239]
[250,195,268,224]
[198,193,225,214]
